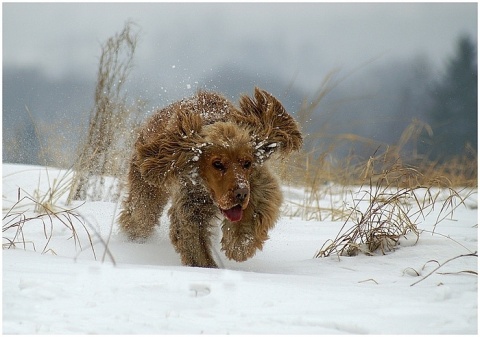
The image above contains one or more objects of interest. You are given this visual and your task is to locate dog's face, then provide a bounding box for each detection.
[198,122,254,222]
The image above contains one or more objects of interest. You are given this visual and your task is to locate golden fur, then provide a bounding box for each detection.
[118,87,302,267]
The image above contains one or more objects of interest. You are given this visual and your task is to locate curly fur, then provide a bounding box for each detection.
[118,87,303,268]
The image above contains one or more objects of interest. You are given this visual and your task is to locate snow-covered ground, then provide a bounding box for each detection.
[2,163,478,334]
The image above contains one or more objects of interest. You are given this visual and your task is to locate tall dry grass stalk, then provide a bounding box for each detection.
[67,21,142,203]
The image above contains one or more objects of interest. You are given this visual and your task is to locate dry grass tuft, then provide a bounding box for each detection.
[3,169,117,263]
[315,160,418,257]
[2,191,95,257]
[313,154,476,257]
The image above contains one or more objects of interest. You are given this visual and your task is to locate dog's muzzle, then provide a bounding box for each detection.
[222,187,249,222]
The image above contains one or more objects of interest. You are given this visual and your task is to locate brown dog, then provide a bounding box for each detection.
[118,87,302,267]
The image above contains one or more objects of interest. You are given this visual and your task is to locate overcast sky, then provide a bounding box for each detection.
[3,2,478,96]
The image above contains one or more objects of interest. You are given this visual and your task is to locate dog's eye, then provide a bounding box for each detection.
[243,161,252,169]
[212,161,225,171]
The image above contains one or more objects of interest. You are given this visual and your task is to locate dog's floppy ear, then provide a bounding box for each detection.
[135,110,204,186]
[237,87,303,163]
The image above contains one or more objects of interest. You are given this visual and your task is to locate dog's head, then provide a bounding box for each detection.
[197,122,255,222]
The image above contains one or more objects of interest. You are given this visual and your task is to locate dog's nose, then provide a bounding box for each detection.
[234,187,249,203]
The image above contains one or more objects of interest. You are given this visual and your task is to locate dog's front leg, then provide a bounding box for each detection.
[168,185,218,268]
[119,161,169,241]
[221,166,282,262]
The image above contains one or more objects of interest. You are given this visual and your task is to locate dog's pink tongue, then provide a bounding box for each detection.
[222,205,243,222]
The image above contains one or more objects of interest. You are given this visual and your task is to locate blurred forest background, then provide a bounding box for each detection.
[2,3,477,172]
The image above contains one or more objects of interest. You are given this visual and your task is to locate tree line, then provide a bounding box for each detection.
[423,35,477,162]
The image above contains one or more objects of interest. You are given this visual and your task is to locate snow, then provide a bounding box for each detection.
[2,163,478,334]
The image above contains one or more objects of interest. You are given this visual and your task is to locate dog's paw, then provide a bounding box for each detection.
[221,230,260,262]
[119,229,151,244]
